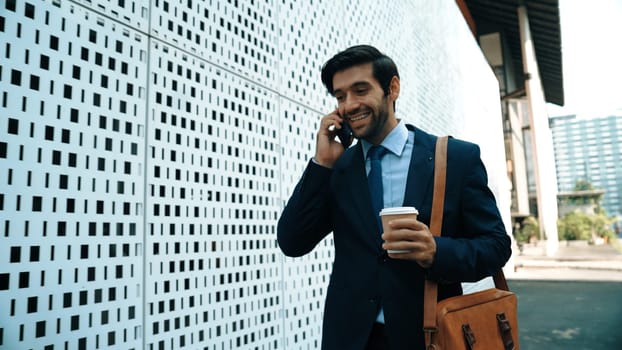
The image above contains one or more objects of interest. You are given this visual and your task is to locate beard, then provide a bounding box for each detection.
[350,96,391,143]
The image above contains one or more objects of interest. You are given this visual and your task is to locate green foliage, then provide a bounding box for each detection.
[556,179,615,242]
[573,179,594,191]
[591,213,616,241]
[514,216,539,243]
[557,212,592,241]
[557,211,616,242]
[561,179,602,206]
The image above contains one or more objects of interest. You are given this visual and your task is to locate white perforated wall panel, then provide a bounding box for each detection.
[0,1,507,349]
[1,0,147,349]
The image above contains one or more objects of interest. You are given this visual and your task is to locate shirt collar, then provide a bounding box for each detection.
[362,120,409,159]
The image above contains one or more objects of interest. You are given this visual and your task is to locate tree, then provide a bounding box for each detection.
[557,212,592,241]
[556,179,616,243]
[557,211,615,242]
[574,179,594,191]
[514,216,539,243]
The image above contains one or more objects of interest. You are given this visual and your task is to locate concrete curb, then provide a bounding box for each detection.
[514,260,622,271]
[507,240,622,281]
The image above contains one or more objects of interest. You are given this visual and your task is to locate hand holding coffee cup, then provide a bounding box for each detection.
[380,206,437,268]
[380,207,419,254]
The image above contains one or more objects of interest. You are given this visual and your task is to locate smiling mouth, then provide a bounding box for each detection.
[347,112,370,122]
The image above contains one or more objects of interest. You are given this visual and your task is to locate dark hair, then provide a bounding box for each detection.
[321,45,399,96]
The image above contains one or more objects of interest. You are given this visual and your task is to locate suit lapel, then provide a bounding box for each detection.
[403,126,436,212]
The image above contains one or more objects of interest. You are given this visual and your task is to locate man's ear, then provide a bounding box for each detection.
[388,76,400,101]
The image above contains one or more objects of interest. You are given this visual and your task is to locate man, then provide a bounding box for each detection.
[277,45,511,349]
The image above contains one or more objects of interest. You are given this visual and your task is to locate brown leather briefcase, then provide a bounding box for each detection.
[431,286,518,349]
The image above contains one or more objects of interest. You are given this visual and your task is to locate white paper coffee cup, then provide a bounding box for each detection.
[379,206,419,254]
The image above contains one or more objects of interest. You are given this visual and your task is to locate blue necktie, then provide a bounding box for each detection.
[368,145,388,231]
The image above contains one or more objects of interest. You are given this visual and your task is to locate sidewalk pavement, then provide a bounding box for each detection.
[507,240,622,282]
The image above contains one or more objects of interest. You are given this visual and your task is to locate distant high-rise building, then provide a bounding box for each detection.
[550,114,622,218]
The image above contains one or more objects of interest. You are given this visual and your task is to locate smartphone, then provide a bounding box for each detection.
[336,117,352,148]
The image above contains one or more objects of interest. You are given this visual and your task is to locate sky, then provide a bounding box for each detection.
[546,0,622,118]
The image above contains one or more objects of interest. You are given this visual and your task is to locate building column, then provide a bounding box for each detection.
[517,5,560,255]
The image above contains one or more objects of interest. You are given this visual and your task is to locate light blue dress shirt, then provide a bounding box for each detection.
[362,121,414,210]
[361,120,415,324]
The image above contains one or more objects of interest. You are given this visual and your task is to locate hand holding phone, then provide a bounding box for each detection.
[335,113,353,148]
[314,109,352,168]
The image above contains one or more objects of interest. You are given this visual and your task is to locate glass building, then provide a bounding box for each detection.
[550,114,622,219]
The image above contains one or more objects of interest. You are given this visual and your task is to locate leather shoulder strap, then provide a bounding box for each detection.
[429,136,448,237]
[423,136,448,346]
[423,136,510,348]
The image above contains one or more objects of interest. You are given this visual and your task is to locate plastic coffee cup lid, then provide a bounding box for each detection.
[379,206,418,216]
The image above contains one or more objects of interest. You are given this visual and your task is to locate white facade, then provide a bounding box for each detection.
[0,1,509,349]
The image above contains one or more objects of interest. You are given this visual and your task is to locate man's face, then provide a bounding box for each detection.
[332,63,397,145]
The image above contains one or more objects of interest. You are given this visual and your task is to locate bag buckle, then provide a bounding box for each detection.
[496,312,516,350]
[423,327,438,350]
[462,324,476,350]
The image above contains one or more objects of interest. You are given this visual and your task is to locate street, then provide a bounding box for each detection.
[510,280,622,349]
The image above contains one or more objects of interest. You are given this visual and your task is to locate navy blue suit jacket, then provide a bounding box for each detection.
[277,126,511,349]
